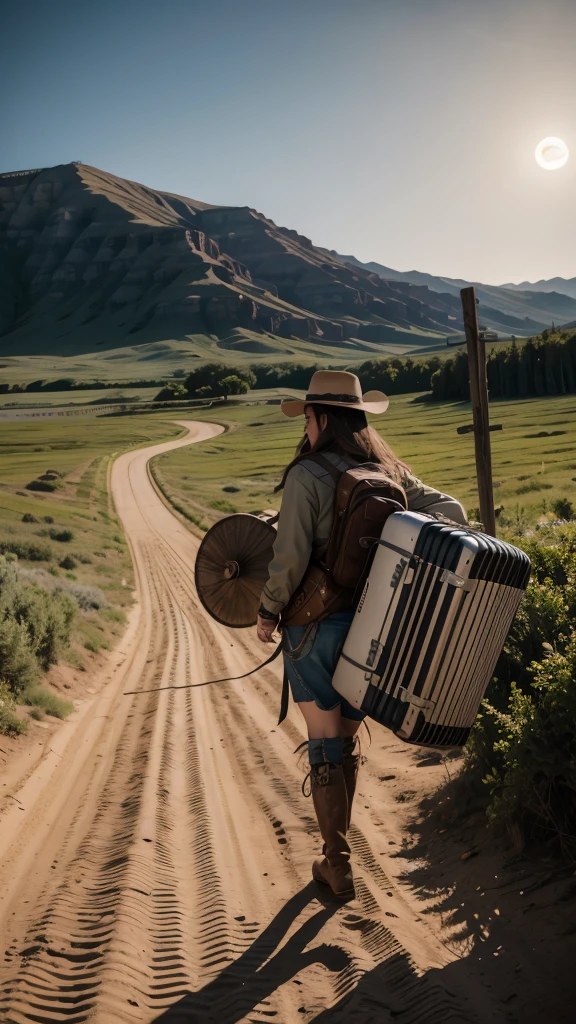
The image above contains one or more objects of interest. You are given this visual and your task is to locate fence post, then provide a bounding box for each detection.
[460,286,496,536]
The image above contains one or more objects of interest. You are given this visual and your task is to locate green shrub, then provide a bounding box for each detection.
[464,524,576,857]
[495,579,573,690]
[7,583,76,672]
[478,635,576,853]
[21,513,39,524]
[551,497,575,521]
[61,583,107,609]
[219,375,250,399]
[183,363,256,398]
[0,682,27,736]
[520,533,575,586]
[59,555,77,570]
[492,530,576,690]
[26,479,60,493]
[47,528,74,543]
[209,499,238,513]
[23,687,74,720]
[516,481,552,495]
[101,606,126,624]
[42,516,54,524]
[0,557,76,693]
[66,649,85,671]
[0,539,52,561]
[155,383,188,401]
[0,617,37,695]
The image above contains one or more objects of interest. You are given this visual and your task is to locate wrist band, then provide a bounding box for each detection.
[258,605,279,622]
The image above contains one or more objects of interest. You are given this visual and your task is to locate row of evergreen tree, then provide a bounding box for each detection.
[252,336,576,401]
[430,335,576,401]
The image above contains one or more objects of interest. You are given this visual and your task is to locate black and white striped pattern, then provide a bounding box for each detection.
[333,512,531,748]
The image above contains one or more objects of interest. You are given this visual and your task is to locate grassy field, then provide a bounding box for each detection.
[2,390,573,680]
[0,325,460,388]
[0,386,160,408]
[151,392,576,535]
[0,415,184,672]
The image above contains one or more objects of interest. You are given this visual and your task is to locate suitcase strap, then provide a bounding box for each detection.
[398,686,435,711]
[375,538,416,559]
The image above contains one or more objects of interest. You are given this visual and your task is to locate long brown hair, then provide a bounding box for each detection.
[276,404,409,491]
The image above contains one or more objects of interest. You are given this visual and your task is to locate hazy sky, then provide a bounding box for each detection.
[2,0,574,284]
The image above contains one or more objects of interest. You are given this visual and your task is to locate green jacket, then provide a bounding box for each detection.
[259,452,467,617]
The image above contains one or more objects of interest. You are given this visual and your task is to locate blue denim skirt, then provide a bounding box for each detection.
[282,609,365,721]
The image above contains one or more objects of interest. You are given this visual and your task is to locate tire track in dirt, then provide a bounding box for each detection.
[0,420,501,1023]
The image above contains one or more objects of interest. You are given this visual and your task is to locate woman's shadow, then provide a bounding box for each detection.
[152,880,481,1024]
[152,882,348,1024]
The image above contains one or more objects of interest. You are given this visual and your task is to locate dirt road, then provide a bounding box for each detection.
[0,422,567,1023]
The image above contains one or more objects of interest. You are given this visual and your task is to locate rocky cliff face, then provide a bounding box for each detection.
[0,163,465,355]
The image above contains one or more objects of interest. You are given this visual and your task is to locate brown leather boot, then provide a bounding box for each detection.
[310,763,354,900]
[342,736,360,831]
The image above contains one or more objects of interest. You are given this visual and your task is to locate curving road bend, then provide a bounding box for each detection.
[0,421,496,1024]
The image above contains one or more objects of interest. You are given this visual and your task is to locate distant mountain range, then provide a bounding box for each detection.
[330,253,576,332]
[500,277,576,301]
[1,163,575,367]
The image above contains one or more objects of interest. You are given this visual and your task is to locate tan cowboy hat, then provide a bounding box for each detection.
[281,370,389,418]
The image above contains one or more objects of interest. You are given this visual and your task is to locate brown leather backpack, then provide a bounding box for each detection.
[281,455,407,626]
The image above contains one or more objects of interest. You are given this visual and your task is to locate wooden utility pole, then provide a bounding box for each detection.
[460,286,496,536]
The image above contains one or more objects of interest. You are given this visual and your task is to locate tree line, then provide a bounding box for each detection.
[167,340,576,405]
[159,356,446,402]
[431,334,576,401]
[5,332,576,404]
[250,357,445,394]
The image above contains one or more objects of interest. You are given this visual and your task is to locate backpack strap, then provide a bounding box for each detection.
[299,452,348,485]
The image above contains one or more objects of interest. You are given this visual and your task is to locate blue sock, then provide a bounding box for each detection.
[308,736,343,766]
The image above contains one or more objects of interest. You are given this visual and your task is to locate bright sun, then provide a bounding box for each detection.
[535,137,569,171]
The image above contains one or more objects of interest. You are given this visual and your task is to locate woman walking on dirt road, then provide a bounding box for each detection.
[257,370,467,901]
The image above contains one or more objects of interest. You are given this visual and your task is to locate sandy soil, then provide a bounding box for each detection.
[1,420,574,1024]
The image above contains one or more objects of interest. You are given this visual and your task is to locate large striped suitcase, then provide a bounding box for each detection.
[333,511,531,747]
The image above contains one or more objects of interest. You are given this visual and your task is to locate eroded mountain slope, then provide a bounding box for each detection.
[0,163,465,356]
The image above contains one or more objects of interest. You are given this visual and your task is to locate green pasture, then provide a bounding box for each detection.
[0,414,184,664]
[0,386,160,408]
[0,324,452,387]
[152,393,576,534]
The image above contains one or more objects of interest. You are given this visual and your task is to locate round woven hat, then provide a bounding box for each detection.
[194,513,277,627]
[281,370,389,418]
